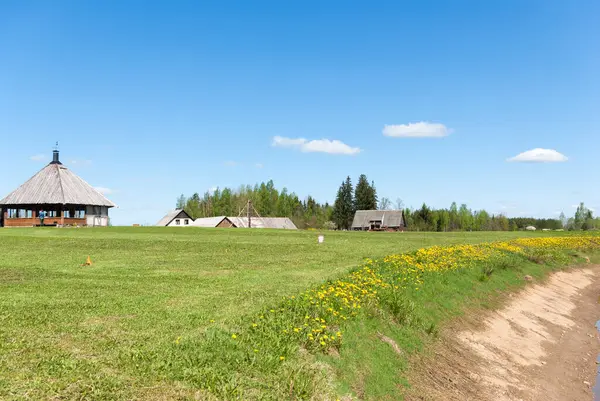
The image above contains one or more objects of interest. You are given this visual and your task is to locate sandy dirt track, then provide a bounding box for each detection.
[408,266,600,401]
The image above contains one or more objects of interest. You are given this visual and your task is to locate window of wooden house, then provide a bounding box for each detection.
[17,209,27,218]
[63,210,71,218]
[7,209,17,218]
[74,210,86,218]
[184,219,189,225]
[47,210,57,217]
[175,219,181,225]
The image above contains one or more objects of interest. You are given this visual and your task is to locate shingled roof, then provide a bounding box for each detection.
[352,210,405,229]
[0,152,115,207]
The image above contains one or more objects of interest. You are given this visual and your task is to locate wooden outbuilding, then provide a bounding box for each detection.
[0,148,115,227]
[351,210,406,231]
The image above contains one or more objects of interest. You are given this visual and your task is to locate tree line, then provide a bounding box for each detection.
[177,180,334,229]
[177,176,599,231]
[402,203,560,232]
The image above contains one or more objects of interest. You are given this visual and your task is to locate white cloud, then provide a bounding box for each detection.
[70,159,92,166]
[507,148,568,163]
[223,161,238,167]
[272,136,361,155]
[498,201,517,210]
[383,122,452,138]
[255,163,264,169]
[272,137,306,147]
[94,187,114,195]
[29,154,47,161]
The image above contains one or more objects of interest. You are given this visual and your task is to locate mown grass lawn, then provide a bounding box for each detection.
[0,228,567,399]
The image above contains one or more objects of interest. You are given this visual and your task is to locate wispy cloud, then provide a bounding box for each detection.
[255,163,264,169]
[69,159,92,166]
[383,122,452,138]
[29,154,47,161]
[94,187,114,195]
[498,202,518,211]
[272,136,361,155]
[507,148,568,163]
[223,161,239,167]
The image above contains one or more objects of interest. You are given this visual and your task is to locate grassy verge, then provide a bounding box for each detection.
[324,249,592,399]
[165,236,600,400]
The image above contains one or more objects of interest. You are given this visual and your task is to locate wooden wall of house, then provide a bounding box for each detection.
[216,218,236,228]
[2,217,86,227]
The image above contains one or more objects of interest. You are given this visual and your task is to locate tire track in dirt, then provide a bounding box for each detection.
[407,266,600,401]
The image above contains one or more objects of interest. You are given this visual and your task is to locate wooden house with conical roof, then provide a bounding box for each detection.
[0,148,115,227]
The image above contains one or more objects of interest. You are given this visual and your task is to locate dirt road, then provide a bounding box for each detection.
[408,266,600,401]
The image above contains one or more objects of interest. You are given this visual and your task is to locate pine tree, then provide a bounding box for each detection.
[370,180,378,210]
[333,176,354,229]
[343,176,354,228]
[332,182,346,229]
[354,174,376,211]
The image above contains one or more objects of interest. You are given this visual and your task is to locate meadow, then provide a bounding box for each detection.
[0,228,596,400]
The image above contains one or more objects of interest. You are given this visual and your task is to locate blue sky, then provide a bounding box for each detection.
[1,0,598,225]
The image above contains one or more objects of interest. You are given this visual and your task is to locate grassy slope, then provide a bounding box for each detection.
[0,228,575,399]
[324,246,600,400]
[323,256,562,400]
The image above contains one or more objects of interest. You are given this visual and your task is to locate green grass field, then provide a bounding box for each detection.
[0,228,584,399]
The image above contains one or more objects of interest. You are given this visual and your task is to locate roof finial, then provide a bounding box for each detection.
[51,142,61,164]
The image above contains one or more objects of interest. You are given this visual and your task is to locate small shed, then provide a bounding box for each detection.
[352,210,406,231]
[525,226,537,231]
[156,209,193,227]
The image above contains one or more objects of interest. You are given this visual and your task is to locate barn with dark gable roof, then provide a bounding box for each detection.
[0,148,115,227]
